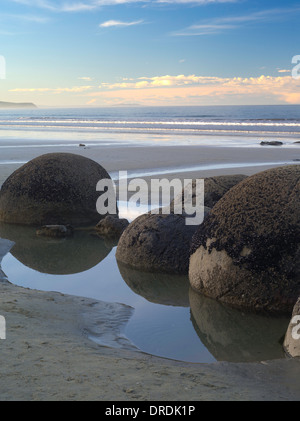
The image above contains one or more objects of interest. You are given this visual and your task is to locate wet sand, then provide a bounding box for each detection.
[0,142,300,401]
[1,142,300,187]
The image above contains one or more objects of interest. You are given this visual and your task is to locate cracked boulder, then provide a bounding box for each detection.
[189,165,300,314]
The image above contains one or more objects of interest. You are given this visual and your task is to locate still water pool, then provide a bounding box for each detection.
[0,223,289,364]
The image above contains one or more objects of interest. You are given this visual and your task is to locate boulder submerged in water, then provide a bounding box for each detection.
[95,215,129,239]
[36,225,74,238]
[0,153,116,227]
[116,213,197,275]
[189,165,300,315]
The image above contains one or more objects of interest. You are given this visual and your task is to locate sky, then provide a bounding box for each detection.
[0,0,299,107]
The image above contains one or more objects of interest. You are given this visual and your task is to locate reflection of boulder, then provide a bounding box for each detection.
[117,261,190,307]
[0,153,116,226]
[189,166,300,314]
[0,223,112,275]
[189,288,289,363]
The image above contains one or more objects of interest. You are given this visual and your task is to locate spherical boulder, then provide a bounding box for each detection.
[189,165,300,314]
[0,153,115,226]
[116,213,197,274]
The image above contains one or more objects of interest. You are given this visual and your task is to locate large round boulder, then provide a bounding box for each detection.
[0,153,115,226]
[189,165,300,314]
[116,213,197,274]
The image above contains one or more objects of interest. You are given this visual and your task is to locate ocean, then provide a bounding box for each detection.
[0,104,300,141]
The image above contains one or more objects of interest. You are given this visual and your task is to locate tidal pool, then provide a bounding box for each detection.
[0,223,290,363]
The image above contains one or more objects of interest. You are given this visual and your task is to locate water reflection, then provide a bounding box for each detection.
[189,288,289,363]
[0,222,290,363]
[0,223,112,275]
[117,261,190,307]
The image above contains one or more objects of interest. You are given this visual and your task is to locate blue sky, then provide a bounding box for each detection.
[0,0,299,106]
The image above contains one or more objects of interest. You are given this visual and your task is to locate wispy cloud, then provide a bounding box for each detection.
[0,12,49,23]
[100,74,232,89]
[277,69,291,74]
[8,0,144,12]
[7,0,241,13]
[100,19,144,28]
[172,6,300,36]
[9,85,93,93]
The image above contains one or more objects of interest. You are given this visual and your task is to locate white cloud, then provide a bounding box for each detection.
[99,19,144,28]
[0,12,49,23]
[8,0,145,12]
[9,85,93,93]
[172,6,300,36]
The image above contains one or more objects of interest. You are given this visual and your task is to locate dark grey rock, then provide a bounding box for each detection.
[260,141,283,146]
[116,213,197,274]
[189,165,300,314]
[0,153,115,226]
[96,215,129,238]
[36,225,74,238]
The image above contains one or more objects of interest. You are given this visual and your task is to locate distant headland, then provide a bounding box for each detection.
[0,101,37,109]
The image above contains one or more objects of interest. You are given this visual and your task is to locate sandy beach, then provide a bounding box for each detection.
[0,140,300,401]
